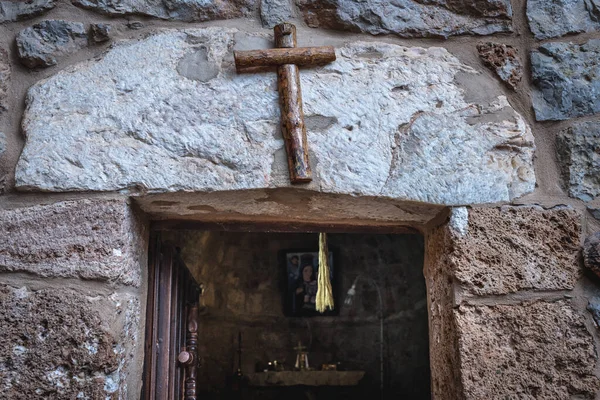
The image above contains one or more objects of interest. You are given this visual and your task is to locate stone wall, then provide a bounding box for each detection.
[0,0,600,399]
[162,231,429,399]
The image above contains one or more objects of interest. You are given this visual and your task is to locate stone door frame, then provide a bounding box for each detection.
[2,194,597,399]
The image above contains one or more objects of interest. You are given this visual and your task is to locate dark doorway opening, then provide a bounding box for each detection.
[145,229,430,400]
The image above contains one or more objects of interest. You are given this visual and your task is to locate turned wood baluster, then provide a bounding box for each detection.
[178,304,199,400]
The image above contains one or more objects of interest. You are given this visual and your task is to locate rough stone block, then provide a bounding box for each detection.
[260,0,293,28]
[0,48,9,113]
[584,232,600,278]
[72,0,256,22]
[0,0,55,23]
[527,0,600,39]
[296,0,512,38]
[16,28,535,206]
[532,40,600,121]
[452,206,582,295]
[0,283,141,399]
[557,122,600,202]
[0,198,146,286]
[16,20,88,69]
[455,301,600,399]
[90,23,111,43]
[477,42,522,90]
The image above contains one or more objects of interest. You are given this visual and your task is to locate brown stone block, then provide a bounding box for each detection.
[455,300,600,399]
[452,206,582,296]
[0,283,141,399]
[0,198,147,286]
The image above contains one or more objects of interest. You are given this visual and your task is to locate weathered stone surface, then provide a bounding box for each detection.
[425,220,463,400]
[0,0,55,23]
[296,0,512,38]
[90,23,111,43]
[589,205,600,220]
[0,48,9,112]
[452,206,582,296]
[477,42,522,90]
[455,301,600,399]
[260,0,293,28]
[527,0,600,39]
[584,232,600,278]
[73,0,256,21]
[16,28,535,206]
[16,20,88,69]
[532,40,600,121]
[0,283,141,399]
[587,296,600,327]
[0,199,146,286]
[557,122,600,202]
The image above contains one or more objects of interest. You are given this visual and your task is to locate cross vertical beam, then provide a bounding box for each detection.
[234,23,336,184]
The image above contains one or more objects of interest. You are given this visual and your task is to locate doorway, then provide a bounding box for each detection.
[143,230,430,399]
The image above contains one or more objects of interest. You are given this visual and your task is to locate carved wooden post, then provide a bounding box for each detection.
[178,304,199,400]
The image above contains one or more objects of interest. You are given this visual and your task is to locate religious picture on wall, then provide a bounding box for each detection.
[283,250,335,317]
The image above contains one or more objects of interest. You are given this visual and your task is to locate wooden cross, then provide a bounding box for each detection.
[234,23,336,184]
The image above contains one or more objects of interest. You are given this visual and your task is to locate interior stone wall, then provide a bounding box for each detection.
[1,0,600,399]
[162,231,429,399]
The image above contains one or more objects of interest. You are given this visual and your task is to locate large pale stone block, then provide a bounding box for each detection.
[455,301,600,399]
[0,198,147,286]
[16,28,535,206]
[451,206,582,296]
[0,283,141,399]
[296,0,512,38]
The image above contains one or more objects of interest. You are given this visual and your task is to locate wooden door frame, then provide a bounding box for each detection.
[142,234,201,400]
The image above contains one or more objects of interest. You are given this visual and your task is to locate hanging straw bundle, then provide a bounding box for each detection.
[316,233,334,313]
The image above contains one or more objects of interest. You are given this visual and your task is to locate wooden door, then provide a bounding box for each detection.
[142,235,202,400]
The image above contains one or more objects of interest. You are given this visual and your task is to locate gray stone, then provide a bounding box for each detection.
[527,0,600,39]
[127,20,143,30]
[589,205,600,220]
[532,40,600,121]
[260,0,293,28]
[16,28,535,206]
[90,23,111,43]
[0,132,5,155]
[587,296,600,327]
[0,198,146,286]
[16,20,88,69]
[556,122,600,201]
[584,232,600,278]
[0,0,55,23]
[0,283,141,399]
[296,0,512,38]
[477,42,522,90]
[0,48,9,112]
[73,0,256,22]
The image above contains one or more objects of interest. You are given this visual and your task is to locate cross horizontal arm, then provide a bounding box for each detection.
[234,46,336,72]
